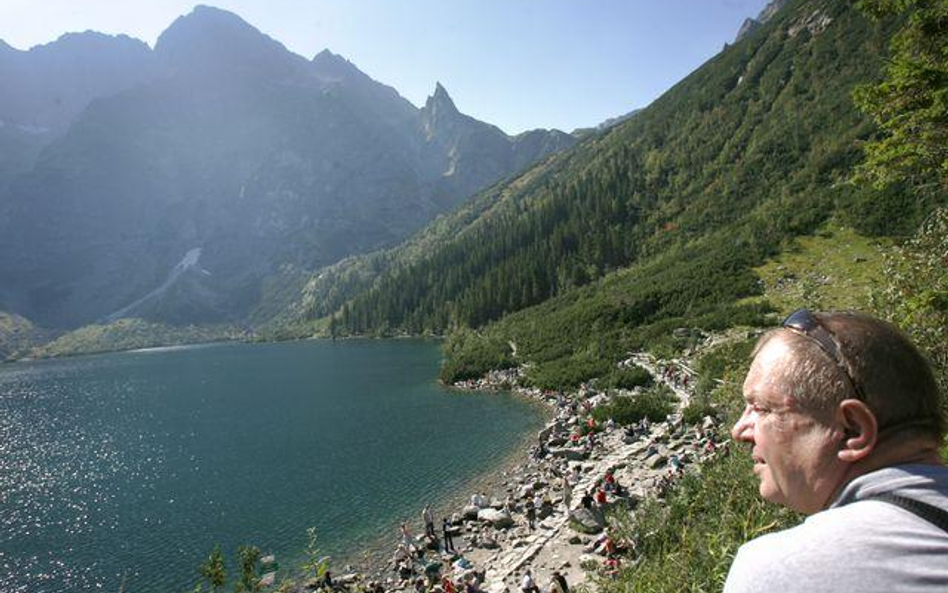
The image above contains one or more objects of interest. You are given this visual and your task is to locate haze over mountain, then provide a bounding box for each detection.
[0,5,575,330]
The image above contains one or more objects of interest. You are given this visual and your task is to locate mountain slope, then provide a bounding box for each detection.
[296,0,935,380]
[0,5,575,331]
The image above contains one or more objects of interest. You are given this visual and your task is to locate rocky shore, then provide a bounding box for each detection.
[277,352,724,593]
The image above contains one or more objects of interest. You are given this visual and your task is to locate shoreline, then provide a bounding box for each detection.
[304,357,720,593]
[333,379,554,571]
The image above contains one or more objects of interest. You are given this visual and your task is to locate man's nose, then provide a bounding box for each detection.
[731,405,754,442]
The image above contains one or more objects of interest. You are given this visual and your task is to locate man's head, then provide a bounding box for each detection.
[731,310,945,514]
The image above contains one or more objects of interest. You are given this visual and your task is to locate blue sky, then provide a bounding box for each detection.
[1,0,772,134]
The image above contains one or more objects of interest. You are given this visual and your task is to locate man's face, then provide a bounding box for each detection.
[731,337,846,514]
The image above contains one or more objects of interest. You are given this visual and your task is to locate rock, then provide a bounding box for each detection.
[647,453,668,469]
[569,507,604,534]
[568,535,582,545]
[462,504,480,520]
[338,573,359,585]
[549,447,586,461]
[477,535,500,549]
[478,508,514,529]
[518,485,534,498]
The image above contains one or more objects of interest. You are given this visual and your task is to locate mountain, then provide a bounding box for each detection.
[0,31,158,194]
[734,0,791,42]
[0,5,575,331]
[289,0,933,385]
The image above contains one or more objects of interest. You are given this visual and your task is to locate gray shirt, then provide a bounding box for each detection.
[724,464,948,593]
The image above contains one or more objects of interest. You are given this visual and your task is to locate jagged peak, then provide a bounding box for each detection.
[425,82,459,115]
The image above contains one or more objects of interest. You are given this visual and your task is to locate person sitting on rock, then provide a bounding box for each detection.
[521,569,540,593]
[594,487,607,507]
[603,470,617,493]
[581,491,594,510]
[441,575,456,593]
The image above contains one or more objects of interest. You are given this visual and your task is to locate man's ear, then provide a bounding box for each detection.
[835,399,878,463]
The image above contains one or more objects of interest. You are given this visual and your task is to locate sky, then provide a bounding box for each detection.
[0,0,773,134]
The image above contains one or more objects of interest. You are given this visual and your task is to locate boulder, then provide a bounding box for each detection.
[462,504,480,520]
[647,453,668,469]
[549,447,586,461]
[477,508,514,529]
[569,507,604,534]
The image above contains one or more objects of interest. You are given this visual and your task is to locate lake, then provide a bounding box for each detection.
[0,339,546,593]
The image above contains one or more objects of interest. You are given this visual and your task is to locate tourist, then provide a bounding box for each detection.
[562,476,572,510]
[580,491,593,510]
[442,575,456,593]
[603,469,616,492]
[423,504,435,538]
[401,522,415,551]
[441,517,455,553]
[525,498,536,530]
[594,486,607,507]
[552,570,570,593]
[724,310,948,592]
[521,569,539,593]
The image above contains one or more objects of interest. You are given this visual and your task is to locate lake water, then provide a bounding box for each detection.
[0,339,545,593]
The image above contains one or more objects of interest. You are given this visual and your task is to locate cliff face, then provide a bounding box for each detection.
[0,6,575,329]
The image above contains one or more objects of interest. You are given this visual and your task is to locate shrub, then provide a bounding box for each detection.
[599,364,653,390]
[592,385,675,425]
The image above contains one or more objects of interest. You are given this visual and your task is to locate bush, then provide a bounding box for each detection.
[592,385,675,425]
[599,364,653,390]
[525,353,615,390]
[440,328,515,383]
[681,395,718,426]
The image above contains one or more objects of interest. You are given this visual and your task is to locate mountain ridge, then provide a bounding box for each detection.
[0,5,576,333]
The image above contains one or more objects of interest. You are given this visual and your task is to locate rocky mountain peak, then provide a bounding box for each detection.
[155,4,304,77]
[734,0,791,43]
[425,82,459,116]
[311,49,366,82]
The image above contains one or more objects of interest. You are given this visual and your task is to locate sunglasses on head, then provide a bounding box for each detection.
[782,308,866,401]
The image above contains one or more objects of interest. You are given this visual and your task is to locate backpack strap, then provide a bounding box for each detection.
[864,492,948,534]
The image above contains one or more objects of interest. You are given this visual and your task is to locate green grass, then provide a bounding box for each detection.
[595,336,801,593]
[33,318,244,358]
[744,222,890,315]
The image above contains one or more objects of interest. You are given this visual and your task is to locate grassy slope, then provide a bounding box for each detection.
[596,222,905,592]
[32,318,244,359]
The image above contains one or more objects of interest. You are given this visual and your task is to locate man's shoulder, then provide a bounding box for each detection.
[725,473,948,593]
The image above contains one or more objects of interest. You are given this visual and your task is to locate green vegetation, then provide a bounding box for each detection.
[598,364,653,390]
[744,223,890,314]
[440,329,516,383]
[0,311,51,361]
[197,546,227,593]
[591,385,675,425]
[31,318,245,359]
[873,206,948,395]
[853,0,948,192]
[309,0,900,346]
